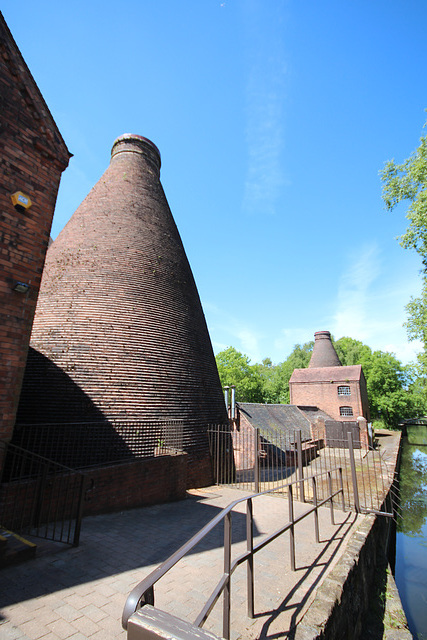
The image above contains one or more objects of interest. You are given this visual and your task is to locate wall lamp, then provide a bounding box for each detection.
[13,282,30,294]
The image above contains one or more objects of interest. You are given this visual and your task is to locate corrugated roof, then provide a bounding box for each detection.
[289,364,362,384]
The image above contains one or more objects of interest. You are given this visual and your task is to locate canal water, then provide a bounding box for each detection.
[395,434,427,640]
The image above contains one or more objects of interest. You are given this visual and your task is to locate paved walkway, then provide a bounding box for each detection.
[0,486,359,640]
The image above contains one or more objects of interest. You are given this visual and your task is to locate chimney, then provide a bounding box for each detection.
[230,385,236,420]
[223,386,230,413]
[308,331,341,368]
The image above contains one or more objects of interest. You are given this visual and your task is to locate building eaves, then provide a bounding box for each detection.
[289,364,362,384]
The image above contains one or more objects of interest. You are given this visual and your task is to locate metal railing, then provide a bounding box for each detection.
[122,466,345,640]
[11,420,197,470]
[209,425,394,515]
[0,441,86,546]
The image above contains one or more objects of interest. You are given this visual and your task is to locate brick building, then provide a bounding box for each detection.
[231,403,326,470]
[289,331,370,423]
[0,13,70,450]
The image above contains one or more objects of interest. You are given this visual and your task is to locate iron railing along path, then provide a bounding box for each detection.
[11,420,198,470]
[209,425,394,516]
[122,466,345,640]
[0,441,86,546]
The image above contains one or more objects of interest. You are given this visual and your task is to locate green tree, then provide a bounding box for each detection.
[215,347,264,403]
[334,336,372,367]
[366,351,417,428]
[405,279,427,376]
[335,337,425,427]
[380,115,427,376]
[258,341,314,404]
[255,359,292,404]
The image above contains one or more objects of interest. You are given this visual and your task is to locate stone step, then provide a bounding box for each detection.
[0,527,37,568]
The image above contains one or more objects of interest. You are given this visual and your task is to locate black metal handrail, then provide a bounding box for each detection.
[0,440,86,546]
[122,466,345,639]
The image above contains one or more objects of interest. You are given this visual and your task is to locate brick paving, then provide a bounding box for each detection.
[0,486,358,640]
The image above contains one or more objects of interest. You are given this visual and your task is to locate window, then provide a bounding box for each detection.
[338,385,351,396]
[340,406,353,417]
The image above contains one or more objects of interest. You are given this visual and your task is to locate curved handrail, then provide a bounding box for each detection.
[122,466,343,630]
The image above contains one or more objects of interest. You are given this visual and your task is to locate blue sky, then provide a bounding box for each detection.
[3,1,427,365]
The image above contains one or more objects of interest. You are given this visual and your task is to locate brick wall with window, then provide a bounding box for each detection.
[289,365,370,423]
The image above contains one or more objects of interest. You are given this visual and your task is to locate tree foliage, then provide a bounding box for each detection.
[380,115,427,377]
[215,346,264,403]
[215,336,426,428]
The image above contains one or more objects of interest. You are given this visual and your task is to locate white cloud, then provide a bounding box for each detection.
[331,243,381,341]
[329,243,422,363]
[203,301,263,363]
[274,327,316,354]
[242,7,288,216]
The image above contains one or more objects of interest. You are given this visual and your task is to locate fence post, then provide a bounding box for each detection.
[348,431,361,513]
[327,471,335,525]
[223,511,232,640]
[339,467,346,511]
[73,473,87,546]
[312,477,320,543]
[254,428,260,494]
[288,483,296,571]
[216,425,220,485]
[296,430,305,502]
[246,498,254,618]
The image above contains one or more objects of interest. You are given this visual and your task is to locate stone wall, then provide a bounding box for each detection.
[293,511,410,639]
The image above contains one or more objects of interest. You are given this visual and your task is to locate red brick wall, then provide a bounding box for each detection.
[185,453,213,488]
[0,454,190,531]
[290,380,369,422]
[232,414,257,470]
[82,454,188,515]
[0,16,69,446]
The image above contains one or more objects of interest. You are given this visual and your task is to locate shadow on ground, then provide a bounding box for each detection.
[0,489,260,609]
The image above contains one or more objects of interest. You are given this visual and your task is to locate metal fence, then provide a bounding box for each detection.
[0,441,86,545]
[11,420,196,470]
[208,424,394,515]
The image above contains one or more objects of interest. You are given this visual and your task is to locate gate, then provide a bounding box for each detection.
[324,420,361,448]
[0,441,86,546]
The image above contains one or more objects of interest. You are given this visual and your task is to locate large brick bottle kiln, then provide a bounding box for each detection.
[16,134,227,484]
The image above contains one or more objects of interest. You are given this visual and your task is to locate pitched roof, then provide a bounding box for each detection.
[237,403,313,440]
[308,331,341,368]
[297,406,334,423]
[289,364,362,384]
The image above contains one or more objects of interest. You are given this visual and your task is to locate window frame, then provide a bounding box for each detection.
[337,385,351,396]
